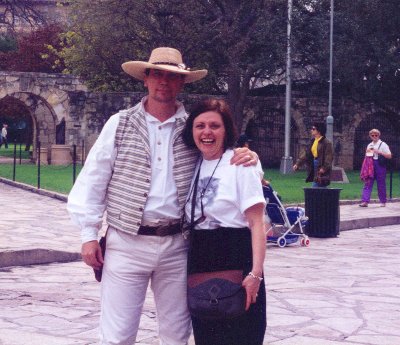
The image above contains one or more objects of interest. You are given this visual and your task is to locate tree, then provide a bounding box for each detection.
[60,0,400,128]
[60,0,289,128]
[0,24,66,73]
[0,0,45,31]
[291,0,400,105]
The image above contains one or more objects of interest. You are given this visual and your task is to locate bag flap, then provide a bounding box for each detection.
[188,278,243,299]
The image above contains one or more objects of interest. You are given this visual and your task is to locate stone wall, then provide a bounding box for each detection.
[1,71,399,169]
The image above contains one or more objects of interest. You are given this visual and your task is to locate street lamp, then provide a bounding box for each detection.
[326,0,334,143]
[280,0,294,174]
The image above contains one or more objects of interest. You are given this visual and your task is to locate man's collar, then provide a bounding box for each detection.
[140,96,186,123]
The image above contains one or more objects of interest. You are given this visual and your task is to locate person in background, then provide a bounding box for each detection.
[0,123,8,149]
[236,133,253,148]
[67,47,258,345]
[359,128,391,207]
[182,98,268,345]
[293,122,333,187]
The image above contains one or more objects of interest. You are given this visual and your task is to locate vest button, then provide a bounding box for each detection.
[137,222,141,226]
[145,179,150,183]
[143,193,148,197]
[138,207,143,211]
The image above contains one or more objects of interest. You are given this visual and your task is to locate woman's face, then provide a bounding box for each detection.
[193,111,226,160]
[370,132,380,142]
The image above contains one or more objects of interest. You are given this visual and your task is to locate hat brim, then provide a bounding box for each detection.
[122,61,207,84]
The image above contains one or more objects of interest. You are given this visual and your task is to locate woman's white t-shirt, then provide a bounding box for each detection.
[367,139,391,160]
[184,149,265,230]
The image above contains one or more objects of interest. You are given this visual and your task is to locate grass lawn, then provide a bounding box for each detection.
[265,169,400,203]
[1,159,398,203]
[0,163,82,195]
[0,143,31,159]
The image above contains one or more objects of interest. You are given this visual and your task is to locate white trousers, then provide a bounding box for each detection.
[99,227,191,345]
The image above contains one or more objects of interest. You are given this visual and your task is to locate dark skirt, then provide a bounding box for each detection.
[188,227,266,345]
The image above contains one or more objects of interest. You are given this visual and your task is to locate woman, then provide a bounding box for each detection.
[182,99,267,345]
[359,129,392,207]
[293,122,333,187]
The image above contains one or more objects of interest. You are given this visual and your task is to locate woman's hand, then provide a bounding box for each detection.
[81,240,104,270]
[243,203,266,310]
[242,274,262,310]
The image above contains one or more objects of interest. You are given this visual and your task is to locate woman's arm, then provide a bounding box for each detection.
[243,202,268,310]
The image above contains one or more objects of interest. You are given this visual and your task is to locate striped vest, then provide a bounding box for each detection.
[106,103,199,235]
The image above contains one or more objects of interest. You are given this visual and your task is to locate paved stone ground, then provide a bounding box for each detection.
[1,182,400,345]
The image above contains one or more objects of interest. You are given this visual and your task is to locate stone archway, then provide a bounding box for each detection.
[0,71,88,160]
[8,92,58,159]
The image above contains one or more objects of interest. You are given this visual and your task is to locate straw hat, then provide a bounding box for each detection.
[122,47,208,84]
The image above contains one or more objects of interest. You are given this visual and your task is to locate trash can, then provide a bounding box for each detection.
[303,188,342,238]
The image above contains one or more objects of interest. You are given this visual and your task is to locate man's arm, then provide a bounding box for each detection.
[67,114,119,268]
[230,147,259,167]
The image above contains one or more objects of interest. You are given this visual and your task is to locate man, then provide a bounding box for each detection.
[0,123,8,148]
[293,121,333,187]
[67,47,257,345]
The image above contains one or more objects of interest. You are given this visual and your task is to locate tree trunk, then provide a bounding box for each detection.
[227,73,251,133]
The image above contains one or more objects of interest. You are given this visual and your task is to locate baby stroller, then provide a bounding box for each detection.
[263,185,310,248]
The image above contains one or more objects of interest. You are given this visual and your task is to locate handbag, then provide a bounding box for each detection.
[186,161,246,320]
[93,232,107,282]
[377,154,387,167]
[316,171,330,187]
[187,270,246,320]
[377,142,389,167]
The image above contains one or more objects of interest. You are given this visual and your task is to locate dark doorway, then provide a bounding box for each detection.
[0,96,34,150]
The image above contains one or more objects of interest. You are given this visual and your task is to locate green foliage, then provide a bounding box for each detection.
[59,0,400,126]
[59,0,288,125]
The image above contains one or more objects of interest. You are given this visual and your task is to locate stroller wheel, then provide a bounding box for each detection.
[277,237,287,248]
[301,237,310,247]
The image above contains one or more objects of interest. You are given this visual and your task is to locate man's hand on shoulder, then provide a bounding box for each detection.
[231,147,259,167]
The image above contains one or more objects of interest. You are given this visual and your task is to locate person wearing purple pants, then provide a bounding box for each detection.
[359,129,392,207]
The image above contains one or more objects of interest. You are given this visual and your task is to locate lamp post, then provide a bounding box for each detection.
[326,0,334,143]
[280,0,294,174]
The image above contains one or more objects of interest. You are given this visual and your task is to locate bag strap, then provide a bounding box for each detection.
[190,164,201,231]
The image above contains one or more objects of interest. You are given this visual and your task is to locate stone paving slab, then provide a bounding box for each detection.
[1,180,400,344]
[1,225,400,344]
[1,181,399,261]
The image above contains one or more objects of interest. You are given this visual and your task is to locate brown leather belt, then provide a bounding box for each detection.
[138,222,181,237]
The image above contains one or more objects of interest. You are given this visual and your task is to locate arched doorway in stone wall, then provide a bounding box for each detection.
[0,96,34,152]
[0,93,58,160]
[354,111,400,170]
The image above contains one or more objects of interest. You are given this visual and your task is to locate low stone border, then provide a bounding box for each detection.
[0,177,67,202]
[0,249,81,268]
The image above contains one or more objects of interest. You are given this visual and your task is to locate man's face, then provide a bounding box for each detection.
[144,69,185,104]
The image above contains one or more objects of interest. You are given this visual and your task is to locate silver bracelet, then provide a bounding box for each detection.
[248,272,263,281]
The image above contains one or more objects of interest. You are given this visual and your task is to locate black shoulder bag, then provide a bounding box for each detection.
[377,142,388,168]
